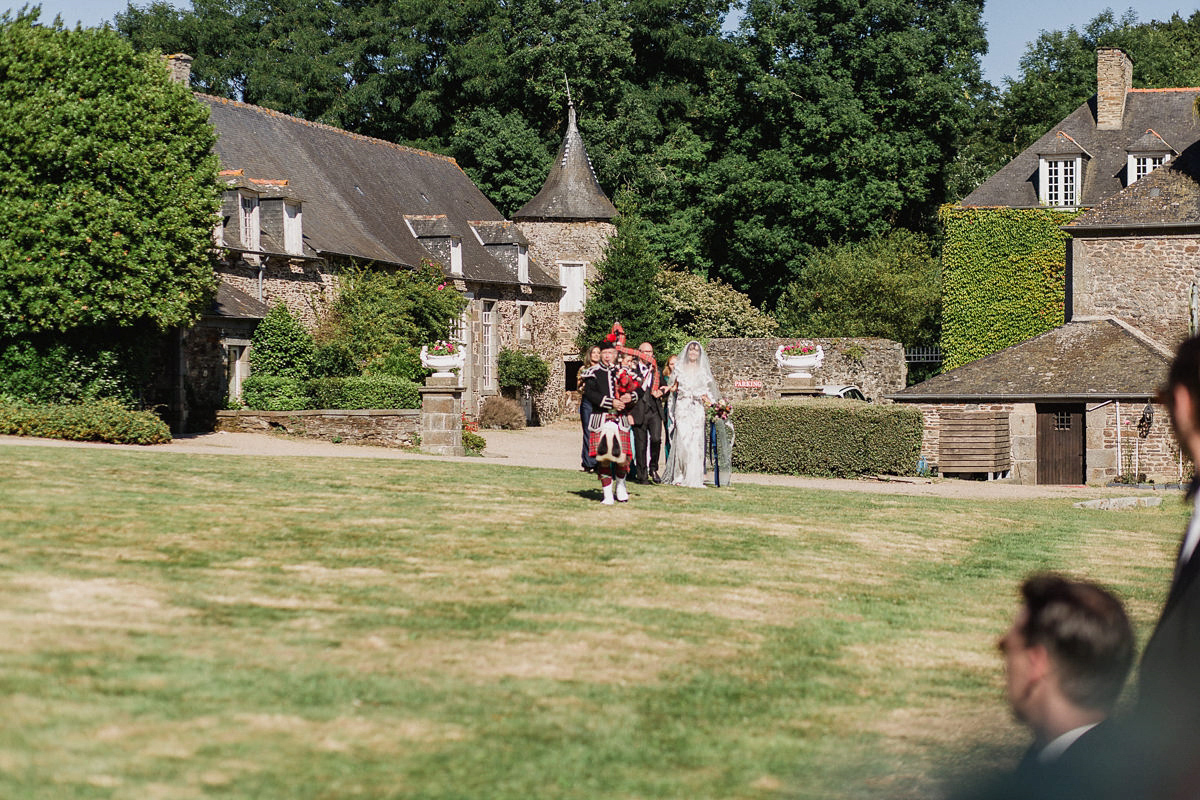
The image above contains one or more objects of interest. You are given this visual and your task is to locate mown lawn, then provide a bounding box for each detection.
[0,443,1185,799]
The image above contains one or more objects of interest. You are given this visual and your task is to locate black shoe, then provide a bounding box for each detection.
[650,472,662,484]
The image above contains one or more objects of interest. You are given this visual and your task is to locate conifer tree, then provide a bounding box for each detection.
[577,216,671,356]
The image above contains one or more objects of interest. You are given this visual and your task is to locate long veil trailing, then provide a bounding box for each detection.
[661,341,721,488]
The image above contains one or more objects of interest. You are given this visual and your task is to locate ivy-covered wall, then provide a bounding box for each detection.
[940,206,1083,370]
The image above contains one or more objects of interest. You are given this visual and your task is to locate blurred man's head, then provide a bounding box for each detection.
[999,575,1134,741]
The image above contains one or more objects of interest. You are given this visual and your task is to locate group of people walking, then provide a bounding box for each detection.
[576,323,722,504]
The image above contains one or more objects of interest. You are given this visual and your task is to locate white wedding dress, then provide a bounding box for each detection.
[662,342,721,488]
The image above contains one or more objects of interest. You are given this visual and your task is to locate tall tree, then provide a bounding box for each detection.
[577,216,671,356]
[0,8,220,338]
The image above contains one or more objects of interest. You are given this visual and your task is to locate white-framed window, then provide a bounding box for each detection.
[481,301,496,389]
[559,261,586,312]
[239,191,260,249]
[518,303,533,342]
[450,237,463,276]
[1128,153,1168,184]
[518,244,529,284]
[1039,157,1081,207]
[283,201,302,255]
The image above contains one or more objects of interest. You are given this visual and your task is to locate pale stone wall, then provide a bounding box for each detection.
[909,400,1182,485]
[515,220,616,357]
[215,408,420,447]
[704,338,907,403]
[217,255,338,328]
[1071,234,1200,347]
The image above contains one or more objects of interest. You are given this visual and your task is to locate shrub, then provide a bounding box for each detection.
[731,399,923,478]
[0,399,171,444]
[370,343,425,382]
[311,341,358,378]
[0,328,155,405]
[241,375,312,411]
[497,348,550,394]
[478,396,526,429]
[307,375,420,409]
[250,304,315,379]
[463,428,487,454]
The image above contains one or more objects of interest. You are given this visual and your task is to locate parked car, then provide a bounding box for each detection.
[820,385,867,401]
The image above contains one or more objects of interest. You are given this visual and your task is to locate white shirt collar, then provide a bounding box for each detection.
[1038,723,1098,764]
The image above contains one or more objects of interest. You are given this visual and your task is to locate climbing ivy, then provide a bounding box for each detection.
[940,205,1083,370]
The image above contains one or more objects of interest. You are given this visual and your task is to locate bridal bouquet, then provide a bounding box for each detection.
[706,398,732,421]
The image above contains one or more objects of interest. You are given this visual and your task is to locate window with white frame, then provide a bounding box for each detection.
[481,301,496,389]
[1039,158,1080,207]
[239,191,260,249]
[283,201,302,255]
[225,342,251,401]
[1128,153,1168,184]
[559,262,586,312]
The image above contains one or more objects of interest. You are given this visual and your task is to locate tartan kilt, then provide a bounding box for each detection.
[587,414,633,461]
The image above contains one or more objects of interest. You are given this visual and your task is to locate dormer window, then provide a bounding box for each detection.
[450,236,463,276]
[518,244,529,284]
[1037,132,1089,208]
[239,190,260,250]
[1130,155,1167,183]
[284,201,302,255]
[1042,158,1079,206]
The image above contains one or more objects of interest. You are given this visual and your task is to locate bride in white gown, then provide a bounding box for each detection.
[661,341,721,488]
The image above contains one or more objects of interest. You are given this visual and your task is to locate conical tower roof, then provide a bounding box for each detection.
[514,102,618,222]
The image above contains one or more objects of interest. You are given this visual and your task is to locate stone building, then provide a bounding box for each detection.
[164,55,620,429]
[513,100,618,407]
[895,97,1200,484]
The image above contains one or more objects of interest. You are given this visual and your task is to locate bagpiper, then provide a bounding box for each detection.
[583,323,641,504]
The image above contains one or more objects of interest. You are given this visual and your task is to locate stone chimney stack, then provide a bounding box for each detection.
[1096,47,1132,130]
[164,53,193,86]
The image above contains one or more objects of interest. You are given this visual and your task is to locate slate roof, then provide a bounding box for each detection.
[200,94,559,288]
[1067,140,1200,230]
[961,88,1200,209]
[209,281,271,320]
[513,102,618,222]
[891,318,1171,402]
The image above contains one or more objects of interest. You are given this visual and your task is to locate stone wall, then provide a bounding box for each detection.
[217,254,339,328]
[705,337,907,402]
[910,400,1183,485]
[215,408,420,447]
[1070,233,1200,347]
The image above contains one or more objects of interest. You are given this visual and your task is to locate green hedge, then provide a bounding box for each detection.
[0,399,171,444]
[940,205,1083,370]
[307,375,420,409]
[241,376,312,411]
[731,399,923,477]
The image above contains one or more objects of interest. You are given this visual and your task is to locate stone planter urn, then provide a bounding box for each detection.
[775,343,824,379]
[420,345,465,377]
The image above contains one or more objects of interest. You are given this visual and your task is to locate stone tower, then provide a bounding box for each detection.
[514,100,618,379]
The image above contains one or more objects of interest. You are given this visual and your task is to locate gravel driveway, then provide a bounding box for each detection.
[0,421,1178,502]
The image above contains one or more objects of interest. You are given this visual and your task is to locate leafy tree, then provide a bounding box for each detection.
[0,9,220,338]
[249,303,315,379]
[657,270,778,353]
[313,260,467,380]
[774,230,941,348]
[577,216,671,355]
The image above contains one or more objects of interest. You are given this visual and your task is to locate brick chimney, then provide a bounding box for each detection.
[164,53,193,86]
[1096,47,1132,131]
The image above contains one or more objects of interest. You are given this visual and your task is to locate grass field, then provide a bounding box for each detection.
[0,443,1186,799]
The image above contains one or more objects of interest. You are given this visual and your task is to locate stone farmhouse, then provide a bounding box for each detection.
[894,49,1200,484]
[165,55,616,432]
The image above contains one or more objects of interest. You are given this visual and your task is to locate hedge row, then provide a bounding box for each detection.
[0,399,171,445]
[940,205,1082,370]
[241,374,421,411]
[731,399,923,477]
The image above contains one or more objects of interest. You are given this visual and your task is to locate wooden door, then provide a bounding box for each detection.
[1036,404,1085,484]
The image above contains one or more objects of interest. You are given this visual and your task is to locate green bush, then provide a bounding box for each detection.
[731,399,923,477]
[307,375,420,409]
[0,399,171,444]
[241,375,312,411]
[311,341,358,378]
[250,304,315,379]
[0,329,155,405]
[462,429,487,455]
[498,348,550,393]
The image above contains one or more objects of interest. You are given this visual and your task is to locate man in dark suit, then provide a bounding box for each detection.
[959,575,1134,800]
[630,341,665,484]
